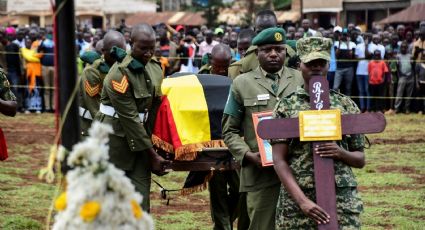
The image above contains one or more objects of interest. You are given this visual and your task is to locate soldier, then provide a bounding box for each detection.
[95,24,170,211]
[79,31,126,137]
[0,68,17,116]
[222,27,303,230]
[228,10,296,80]
[271,37,365,229]
[198,44,246,230]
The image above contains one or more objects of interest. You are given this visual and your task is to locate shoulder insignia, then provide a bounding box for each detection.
[85,80,100,97]
[3,79,10,88]
[112,75,129,94]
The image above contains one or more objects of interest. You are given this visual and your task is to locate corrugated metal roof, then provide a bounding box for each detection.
[379,3,425,23]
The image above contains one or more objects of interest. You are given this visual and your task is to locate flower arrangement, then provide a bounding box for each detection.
[52,122,154,230]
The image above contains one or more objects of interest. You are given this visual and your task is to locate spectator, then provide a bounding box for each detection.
[198,30,219,57]
[412,27,425,63]
[21,38,42,113]
[13,29,26,48]
[38,27,55,112]
[5,28,24,112]
[355,36,370,112]
[236,29,255,60]
[333,28,356,96]
[368,34,385,59]
[301,19,317,37]
[415,50,425,114]
[394,41,414,114]
[368,50,388,112]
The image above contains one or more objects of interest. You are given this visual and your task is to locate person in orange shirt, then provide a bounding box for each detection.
[368,50,388,112]
[21,38,43,113]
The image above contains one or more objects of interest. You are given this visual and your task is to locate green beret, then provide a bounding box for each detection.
[252,27,286,46]
[80,51,101,65]
[296,37,332,63]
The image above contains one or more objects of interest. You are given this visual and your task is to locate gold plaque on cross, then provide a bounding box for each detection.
[299,110,342,141]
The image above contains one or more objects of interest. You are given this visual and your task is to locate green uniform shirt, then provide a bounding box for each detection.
[222,66,303,192]
[273,87,364,229]
[0,68,16,101]
[79,58,110,136]
[96,54,163,170]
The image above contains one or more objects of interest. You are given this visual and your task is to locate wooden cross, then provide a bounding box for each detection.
[257,76,386,230]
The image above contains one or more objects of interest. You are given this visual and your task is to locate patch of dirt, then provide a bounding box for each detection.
[358,184,418,191]
[376,165,419,174]
[371,138,425,145]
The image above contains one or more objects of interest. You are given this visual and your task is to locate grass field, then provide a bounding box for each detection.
[0,113,424,230]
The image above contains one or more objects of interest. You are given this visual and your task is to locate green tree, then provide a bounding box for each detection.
[200,0,224,27]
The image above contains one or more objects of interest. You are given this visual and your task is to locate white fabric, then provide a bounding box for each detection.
[368,43,385,59]
[355,43,369,75]
[198,40,219,57]
[100,104,147,122]
[334,41,356,50]
[79,107,93,120]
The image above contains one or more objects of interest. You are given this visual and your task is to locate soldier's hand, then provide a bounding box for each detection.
[315,142,345,160]
[149,149,171,176]
[244,151,262,168]
[299,198,330,225]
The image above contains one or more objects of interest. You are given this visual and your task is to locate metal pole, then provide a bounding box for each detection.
[54,0,80,153]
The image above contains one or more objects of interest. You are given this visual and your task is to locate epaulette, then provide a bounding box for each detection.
[110,46,127,63]
[198,64,211,74]
[245,45,257,55]
[80,51,101,65]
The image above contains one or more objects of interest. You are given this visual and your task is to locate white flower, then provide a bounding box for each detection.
[53,123,154,230]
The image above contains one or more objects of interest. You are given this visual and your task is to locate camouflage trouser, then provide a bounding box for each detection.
[275,186,363,230]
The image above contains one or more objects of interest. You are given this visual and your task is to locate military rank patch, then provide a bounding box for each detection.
[85,80,100,97]
[112,75,129,94]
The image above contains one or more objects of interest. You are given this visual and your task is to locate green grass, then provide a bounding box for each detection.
[0,113,424,229]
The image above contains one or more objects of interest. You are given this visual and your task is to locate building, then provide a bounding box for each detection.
[302,0,414,30]
[4,0,156,28]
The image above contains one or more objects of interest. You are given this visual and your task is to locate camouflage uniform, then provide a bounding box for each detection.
[0,69,16,101]
[273,87,364,229]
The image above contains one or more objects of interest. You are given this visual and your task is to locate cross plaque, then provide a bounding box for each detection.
[257,76,386,230]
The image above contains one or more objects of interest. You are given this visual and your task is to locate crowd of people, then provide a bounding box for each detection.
[0,9,424,230]
[0,17,424,114]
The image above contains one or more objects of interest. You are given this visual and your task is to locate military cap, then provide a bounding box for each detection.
[80,51,101,65]
[252,27,286,46]
[110,46,127,63]
[296,37,332,63]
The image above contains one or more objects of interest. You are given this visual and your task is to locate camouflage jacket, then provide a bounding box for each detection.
[272,87,365,189]
[0,68,16,101]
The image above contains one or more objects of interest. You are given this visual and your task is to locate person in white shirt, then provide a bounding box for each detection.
[198,30,219,57]
[333,28,356,95]
[367,34,385,59]
[355,38,370,112]
[301,19,317,37]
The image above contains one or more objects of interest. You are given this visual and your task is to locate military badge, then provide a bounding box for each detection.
[85,80,100,97]
[112,75,129,94]
[275,32,283,42]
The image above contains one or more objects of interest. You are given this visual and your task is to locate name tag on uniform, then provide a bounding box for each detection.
[257,94,270,101]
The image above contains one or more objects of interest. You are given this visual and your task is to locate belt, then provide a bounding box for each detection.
[99,104,148,122]
[79,107,93,120]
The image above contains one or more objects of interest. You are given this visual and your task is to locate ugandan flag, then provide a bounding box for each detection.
[152,74,231,161]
